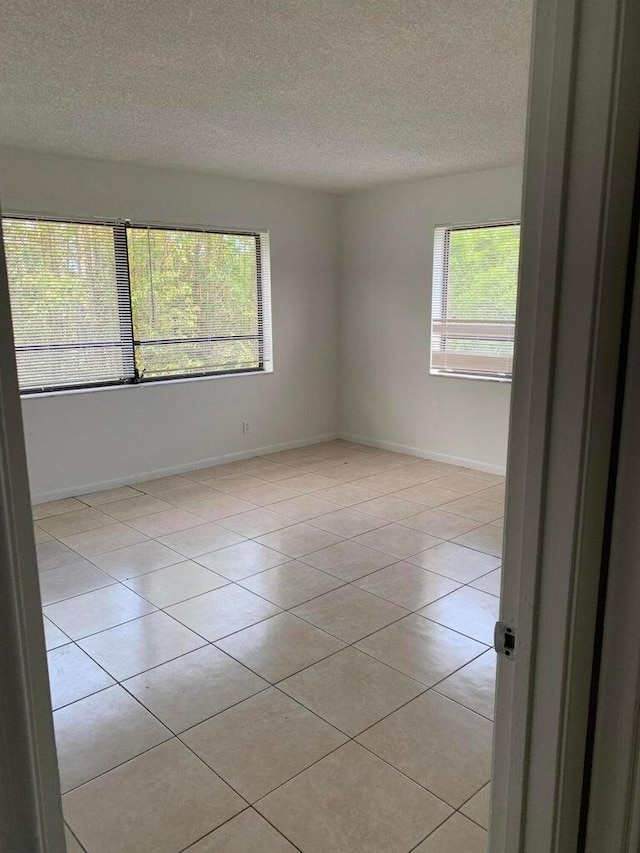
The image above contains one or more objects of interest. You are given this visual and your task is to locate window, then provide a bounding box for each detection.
[3,216,271,393]
[3,218,135,391]
[430,221,520,380]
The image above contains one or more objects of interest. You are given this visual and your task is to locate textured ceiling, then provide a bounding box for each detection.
[0,0,533,190]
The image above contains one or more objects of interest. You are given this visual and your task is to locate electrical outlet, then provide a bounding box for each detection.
[242,420,250,435]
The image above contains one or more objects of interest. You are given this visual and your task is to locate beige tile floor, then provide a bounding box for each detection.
[36,440,503,853]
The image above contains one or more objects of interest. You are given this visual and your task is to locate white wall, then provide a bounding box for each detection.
[339,166,523,473]
[0,149,340,501]
[0,151,521,499]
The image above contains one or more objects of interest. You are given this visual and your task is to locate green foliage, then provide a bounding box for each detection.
[128,227,260,377]
[447,224,519,320]
[4,219,120,345]
[444,224,519,358]
[4,219,124,387]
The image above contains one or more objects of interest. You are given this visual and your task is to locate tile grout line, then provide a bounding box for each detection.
[62,649,490,849]
[46,559,495,733]
[56,578,494,799]
[41,492,500,581]
[44,516,499,646]
[42,441,501,849]
[47,544,496,710]
[38,456,502,545]
[35,446,503,516]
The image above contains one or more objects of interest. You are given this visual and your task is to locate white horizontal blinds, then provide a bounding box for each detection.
[3,217,135,391]
[431,222,520,378]
[126,225,268,379]
[3,216,270,391]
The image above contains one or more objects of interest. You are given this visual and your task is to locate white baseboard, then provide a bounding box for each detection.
[340,433,507,476]
[30,432,340,504]
[31,430,506,504]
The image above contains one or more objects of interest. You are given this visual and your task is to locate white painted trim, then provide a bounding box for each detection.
[32,428,506,504]
[492,0,640,847]
[21,367,270,399]
[340,433,507,476]
[0,217,65,849]
[30,432,339,504]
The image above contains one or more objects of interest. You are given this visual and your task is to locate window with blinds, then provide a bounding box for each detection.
[3,215,272,393]
[430,221,520,380]
[3,218,135,391]
[127,226,266,380]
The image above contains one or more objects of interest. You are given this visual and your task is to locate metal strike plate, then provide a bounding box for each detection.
[494,621,516,660]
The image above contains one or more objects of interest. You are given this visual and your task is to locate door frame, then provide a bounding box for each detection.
[491,0,640,849]
[583,224,640,851]
[2,0,640,850]
[0,212,66,852]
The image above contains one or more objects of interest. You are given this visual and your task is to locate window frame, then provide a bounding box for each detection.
[4,213,271,395]
[430,218,520,383]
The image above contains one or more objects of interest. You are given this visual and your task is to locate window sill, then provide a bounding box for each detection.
[429,369,512,384]
[20,368,273,399]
